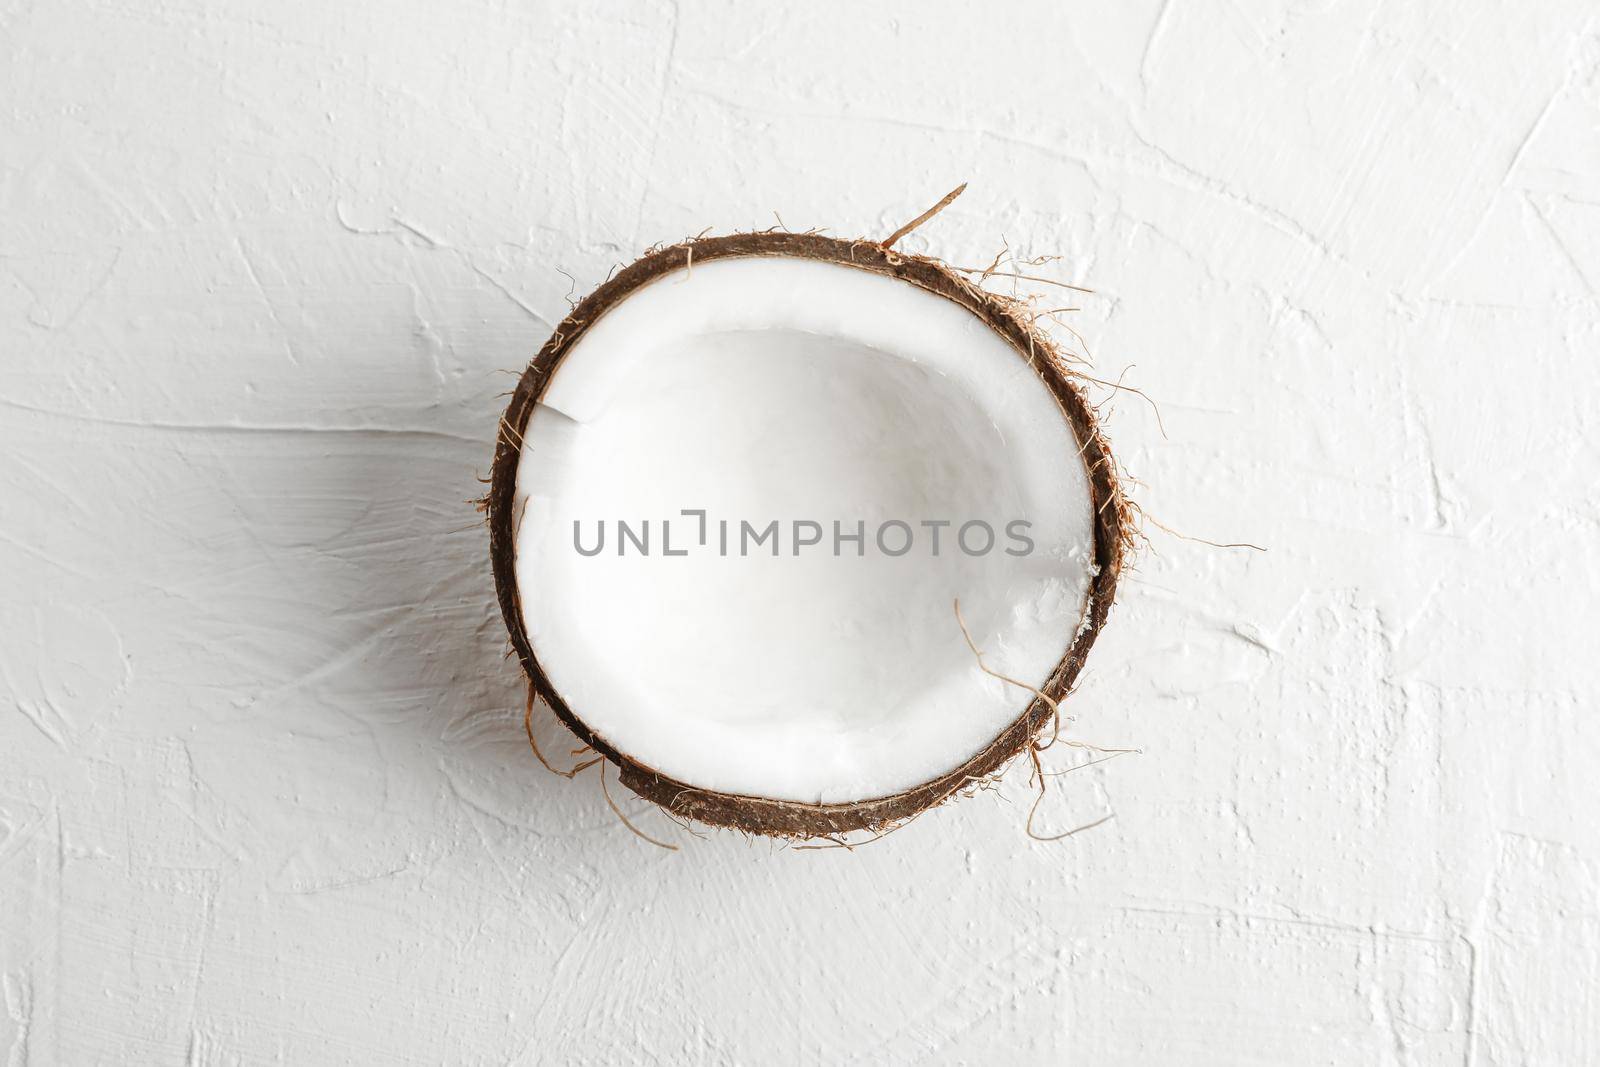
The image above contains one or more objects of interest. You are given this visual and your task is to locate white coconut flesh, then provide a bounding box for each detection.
[513,256,1097,805]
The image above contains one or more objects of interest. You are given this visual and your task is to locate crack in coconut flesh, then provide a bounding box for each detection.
[490,234,1121,837]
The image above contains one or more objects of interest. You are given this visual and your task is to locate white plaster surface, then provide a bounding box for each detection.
[3,1,1598,1063]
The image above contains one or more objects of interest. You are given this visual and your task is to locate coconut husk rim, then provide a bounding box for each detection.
[486,231,1127,839]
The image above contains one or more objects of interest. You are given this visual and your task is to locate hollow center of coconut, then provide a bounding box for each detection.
[513,256,1096,805]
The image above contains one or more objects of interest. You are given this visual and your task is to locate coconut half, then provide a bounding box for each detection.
[487,233,1125,838]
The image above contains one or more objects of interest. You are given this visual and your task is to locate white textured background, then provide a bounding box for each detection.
[4,1,1599,1063]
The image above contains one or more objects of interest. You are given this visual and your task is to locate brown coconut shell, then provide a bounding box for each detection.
[487,232,1127,839]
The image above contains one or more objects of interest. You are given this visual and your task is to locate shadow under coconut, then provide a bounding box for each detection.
[323,415,659,848]
[221,397,625,860]
[343,427,627,841]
